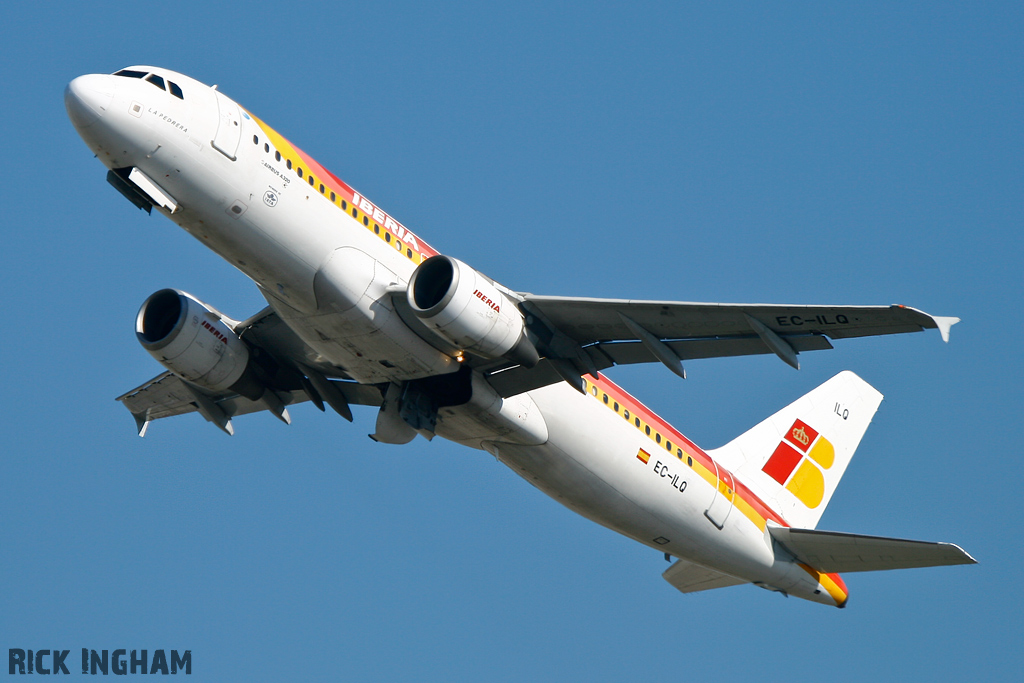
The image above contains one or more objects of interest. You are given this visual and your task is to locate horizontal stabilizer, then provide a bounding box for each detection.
[663,558,746,594]
[769,526,977,573]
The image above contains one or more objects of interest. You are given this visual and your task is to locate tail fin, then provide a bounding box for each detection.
[708,371,883,529]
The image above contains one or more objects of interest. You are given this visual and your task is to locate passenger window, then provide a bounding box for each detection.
[286,159,292,169]
[645,426,651,436]
[146,74,166,91]
[264,143,270,153]
[319,183,325,194]
[656,433,661,443]
[114,69,147,79]
[168,81,184,99]
[407,248,413,258]
[623,410,629,420]
[635,417,640,427]
[297,168,303,178]
[275,151,282,162]
[330,192,336,202]
[253,135,259,145]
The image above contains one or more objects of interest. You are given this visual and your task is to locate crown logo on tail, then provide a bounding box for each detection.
[762,419,833,509]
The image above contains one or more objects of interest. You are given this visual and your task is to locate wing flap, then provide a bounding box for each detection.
[769,526,977,573]
[483,335,834,398]
[599,334,834,365]
[117,372,199,422]
[485,359,568,398]
[662,558,746,594]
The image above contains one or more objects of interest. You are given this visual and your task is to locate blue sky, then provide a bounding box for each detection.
[2,2,1021,680]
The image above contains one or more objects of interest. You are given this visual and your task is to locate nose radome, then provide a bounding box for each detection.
[65,74,115,129]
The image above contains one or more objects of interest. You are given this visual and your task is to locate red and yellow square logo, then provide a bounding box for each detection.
[761,419,835,508]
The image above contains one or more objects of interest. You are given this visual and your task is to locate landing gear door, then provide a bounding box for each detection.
[211,89,242,161]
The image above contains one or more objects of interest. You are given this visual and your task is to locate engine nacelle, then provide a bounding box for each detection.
[407,256,539,367]
[136,289,260,397]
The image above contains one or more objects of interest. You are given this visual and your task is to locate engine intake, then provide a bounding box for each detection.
[136,289,263,399]
[407,256,539,367]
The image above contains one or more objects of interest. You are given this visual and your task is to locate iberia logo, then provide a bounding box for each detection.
[761,419,835,508]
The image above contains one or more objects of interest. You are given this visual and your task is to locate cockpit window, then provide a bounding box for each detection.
[112,69,185,100]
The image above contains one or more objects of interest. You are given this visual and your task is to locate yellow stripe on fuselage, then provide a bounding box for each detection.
[247,112,438,267]
[582,376,775,533]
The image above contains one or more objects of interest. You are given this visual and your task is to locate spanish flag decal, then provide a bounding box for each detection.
[761,420,834,508]
[637,448,651,464]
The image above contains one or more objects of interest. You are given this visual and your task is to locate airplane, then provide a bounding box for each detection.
[65,66,975,608]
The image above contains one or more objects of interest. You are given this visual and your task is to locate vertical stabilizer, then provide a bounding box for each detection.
[708,371,883,529]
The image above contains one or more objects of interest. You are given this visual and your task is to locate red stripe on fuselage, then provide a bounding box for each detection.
[591,372,789,529]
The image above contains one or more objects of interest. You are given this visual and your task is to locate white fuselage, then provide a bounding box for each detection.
[66,67,844,606]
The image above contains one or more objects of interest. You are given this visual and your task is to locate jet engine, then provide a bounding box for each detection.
[136,289,264,399]
[407,255,539,367]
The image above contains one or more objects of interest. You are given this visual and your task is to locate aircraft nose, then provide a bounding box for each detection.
[65,74,115,129]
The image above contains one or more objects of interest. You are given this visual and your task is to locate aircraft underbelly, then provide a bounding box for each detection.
[435,373,548,447]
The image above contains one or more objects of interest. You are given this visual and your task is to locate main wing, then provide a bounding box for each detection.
[120,295,958,430]
[117,370,383,436]
[483,296,958,397]
[117,306,383,436]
